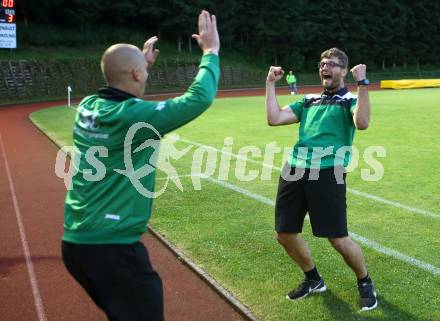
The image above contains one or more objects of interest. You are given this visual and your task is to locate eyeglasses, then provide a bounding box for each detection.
[318,61,345,69]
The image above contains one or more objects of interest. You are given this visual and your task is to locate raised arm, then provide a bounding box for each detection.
[351,64,371,130]
[143,36,160,68]
[265,66,298,126]
[127,10,220,136]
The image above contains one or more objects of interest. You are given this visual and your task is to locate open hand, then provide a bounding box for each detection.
[143,36,160,68]
[192,10,220,55]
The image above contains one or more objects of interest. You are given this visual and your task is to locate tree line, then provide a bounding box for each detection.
[17,0,440,71]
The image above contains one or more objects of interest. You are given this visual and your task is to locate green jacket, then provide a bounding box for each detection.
[288,87,356,168]
[63,53,219,244]
[286,74,296,84]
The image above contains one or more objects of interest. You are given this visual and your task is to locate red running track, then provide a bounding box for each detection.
[0,102,248,321]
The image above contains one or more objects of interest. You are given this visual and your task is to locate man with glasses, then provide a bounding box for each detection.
[265,48,376,311]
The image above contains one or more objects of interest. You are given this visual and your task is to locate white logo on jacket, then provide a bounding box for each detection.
[155,101,166,111]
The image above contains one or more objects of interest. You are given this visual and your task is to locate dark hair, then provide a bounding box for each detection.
[320,48,349,69]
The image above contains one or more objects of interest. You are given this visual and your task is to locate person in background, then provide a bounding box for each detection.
[286,70,297,95]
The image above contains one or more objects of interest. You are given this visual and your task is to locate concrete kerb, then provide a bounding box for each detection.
[148,227,261,321]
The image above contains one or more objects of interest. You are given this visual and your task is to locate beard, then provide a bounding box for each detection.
[322,77,342,91]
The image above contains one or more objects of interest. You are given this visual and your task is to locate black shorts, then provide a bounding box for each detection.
[275,165,348,238]
[62,241,163,321]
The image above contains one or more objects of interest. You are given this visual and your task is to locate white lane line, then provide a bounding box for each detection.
[348,232,440,276]
[0,133,47,321]
[177,137,440,220]
[347,189,440,220]
[155,173,440,275]
[156,174,195,181]
[204,176,275,207]
[200,175,440,276]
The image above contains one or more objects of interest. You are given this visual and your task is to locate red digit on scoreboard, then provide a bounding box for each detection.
[2,0,13,7]
[7,13,13,22]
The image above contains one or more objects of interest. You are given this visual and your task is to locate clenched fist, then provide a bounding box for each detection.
[350,64,367,81]
[266,66,285,84]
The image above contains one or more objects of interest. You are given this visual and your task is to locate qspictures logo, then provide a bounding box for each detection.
[55,122,386,198]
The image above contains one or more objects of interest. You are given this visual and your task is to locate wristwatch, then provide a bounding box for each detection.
[357,79,370,86]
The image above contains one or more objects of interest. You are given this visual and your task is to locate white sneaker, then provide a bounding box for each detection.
[290,92,295,95]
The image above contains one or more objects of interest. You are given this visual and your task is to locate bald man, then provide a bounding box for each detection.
[61,11,220,321]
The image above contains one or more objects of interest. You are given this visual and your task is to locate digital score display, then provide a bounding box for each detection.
[0,0,15,23]
[0,0,16,48]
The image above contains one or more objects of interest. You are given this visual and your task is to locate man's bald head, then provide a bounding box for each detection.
[101,44,147,86]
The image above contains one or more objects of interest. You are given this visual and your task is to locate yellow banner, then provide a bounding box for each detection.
[381,79,440,89]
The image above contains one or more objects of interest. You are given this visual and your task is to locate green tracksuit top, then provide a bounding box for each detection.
[63,53,219,244]
[288,87,357,169]
[286,74,296,84]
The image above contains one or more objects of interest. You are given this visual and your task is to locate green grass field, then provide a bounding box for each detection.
[30,88,440,321]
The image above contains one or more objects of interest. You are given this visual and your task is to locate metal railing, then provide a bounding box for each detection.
[1,59,439,103]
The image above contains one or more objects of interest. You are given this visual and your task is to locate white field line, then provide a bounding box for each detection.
[178,137,440,220]
[0,134,47,321]
[156,174,195,181]
[347,233,440,276]
[185,174,439,276]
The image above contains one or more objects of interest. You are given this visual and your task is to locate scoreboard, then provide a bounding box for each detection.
[0,0,15,23]
[0,0,16,48]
